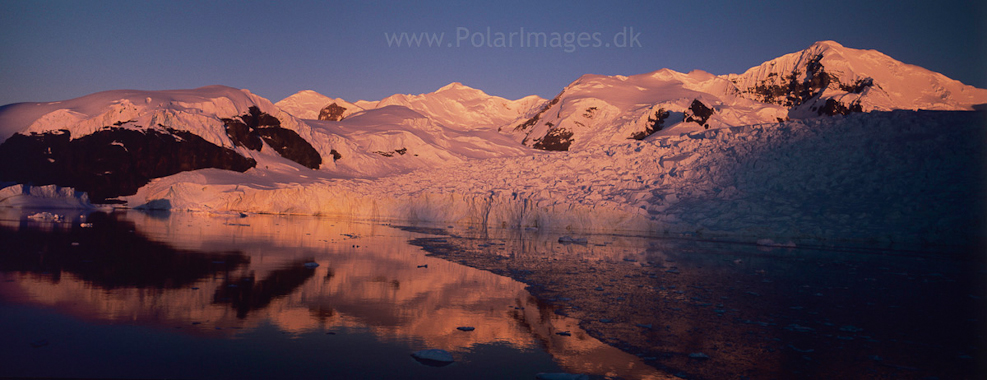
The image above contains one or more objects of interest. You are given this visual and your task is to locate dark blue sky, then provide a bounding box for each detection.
[1,0,983,106]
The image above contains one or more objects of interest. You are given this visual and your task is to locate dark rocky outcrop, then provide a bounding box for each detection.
[0,127,257,202]
[318,103,347,121]
[222,106,322,169]
[373,147,408,157]
[253,127,322,169]
[683,100,714,128]
[511,91,563,132]
[532,127,574,151]
[740,54,873,117]
[630,108,670,140]
[817,98,863,116]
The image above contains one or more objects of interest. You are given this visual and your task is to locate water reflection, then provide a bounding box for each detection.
[0,209,665,379]
[413,227,986,380]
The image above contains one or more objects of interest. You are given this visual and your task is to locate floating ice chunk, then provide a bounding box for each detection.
[456,326,475,331]
[27,212,63,222]
[411,349,454,366]
[303,262,320,269]
[688,352,710,359]
[536,373,589,380]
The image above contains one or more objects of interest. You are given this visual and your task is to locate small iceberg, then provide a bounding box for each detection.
[411,349,454,367]
[303,262,320,269]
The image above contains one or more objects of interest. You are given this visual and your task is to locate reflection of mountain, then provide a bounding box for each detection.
[414,228,983,380]
[0,211,665,379]
[214,260,317,319]
[0,212,248,290]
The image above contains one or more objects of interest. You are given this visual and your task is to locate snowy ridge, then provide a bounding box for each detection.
[374,82,544,130]
[127,111,986,250]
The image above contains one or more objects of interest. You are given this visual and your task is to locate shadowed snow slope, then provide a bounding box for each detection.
[127,110,986,251]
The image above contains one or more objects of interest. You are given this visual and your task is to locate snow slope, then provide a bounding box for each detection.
[301,105,532,177]
[127,110,986,251]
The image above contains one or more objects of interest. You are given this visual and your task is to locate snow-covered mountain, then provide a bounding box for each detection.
[373,82,544,130]
[279,83,544,130]
[510,40,987,151]
[503,69,789,151]
[728,40,987,117]
[0,84,542,200]
[2,39,985,247]
[275,90,367,121]
[0,86,338,201]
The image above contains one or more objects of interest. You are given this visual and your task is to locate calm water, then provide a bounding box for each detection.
[0,209,660,379]
[1,209,984,379]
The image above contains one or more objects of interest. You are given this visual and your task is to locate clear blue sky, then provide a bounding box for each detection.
[1,0,983,106]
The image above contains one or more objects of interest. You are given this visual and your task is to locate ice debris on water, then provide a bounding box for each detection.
[411,349,455,366]
[756,239,796,248]
[536,373,589,380]
[456,326,475,331]
[303,262,319,268]
[688,352,710,359]
[785,324,815,332]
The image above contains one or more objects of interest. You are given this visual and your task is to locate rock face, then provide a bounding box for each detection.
[0,127,256,202]
[630,108,670,140]
[222,106,323,169]
[318,103,347,121]
[683,99,714,128]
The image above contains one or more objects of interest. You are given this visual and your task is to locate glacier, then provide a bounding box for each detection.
[125,110,986,250]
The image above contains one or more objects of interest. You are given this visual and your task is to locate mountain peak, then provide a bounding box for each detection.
[436,82,472,92]
[810,40,845,49]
